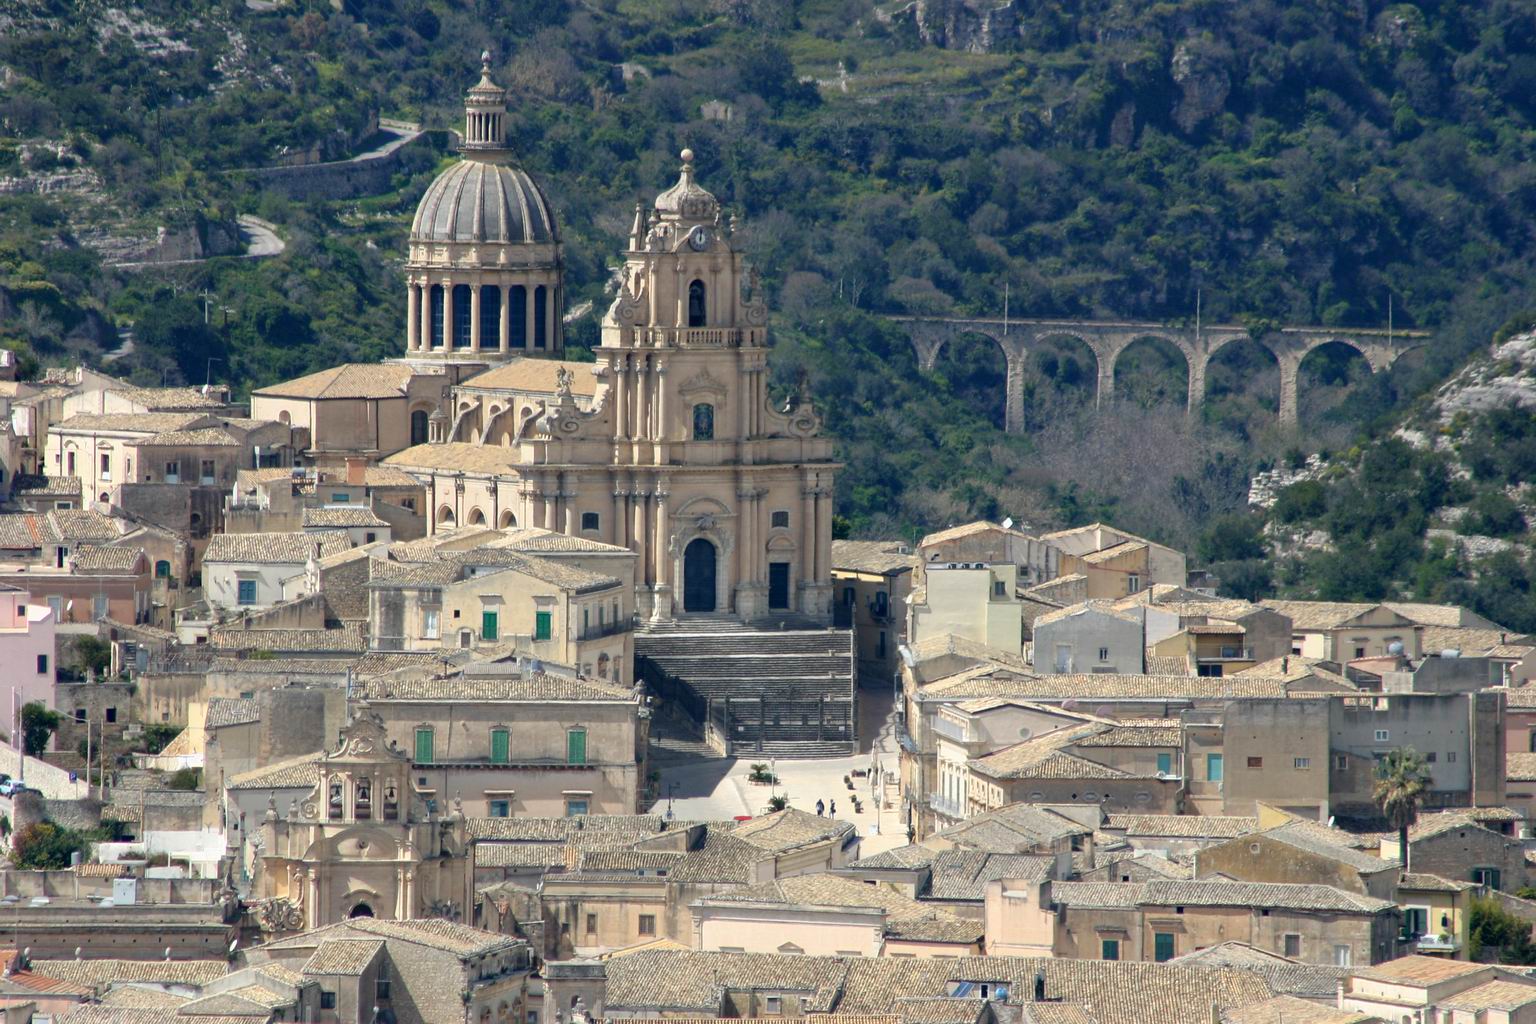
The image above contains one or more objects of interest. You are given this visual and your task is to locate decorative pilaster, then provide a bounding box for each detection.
[407,284,420,352]
[470,284,482,353]
[612,482,628,548]
[499,284,511,353]
[613,355,629,442]
[443,283,456,351]
[654,360,669,442]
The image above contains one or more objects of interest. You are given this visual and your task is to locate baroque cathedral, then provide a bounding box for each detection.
[383,56,839,623]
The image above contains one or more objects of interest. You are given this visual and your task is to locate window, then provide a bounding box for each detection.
[1098,647,1109,661]
[1355,645,1367,658]
[66,451,75,476]
[509,286,527,347]
[1206,753,1224,783]
[92,595,107,620]
[489,800,510,817]
[491,728,509,764]
[423,609,440,640]
[1333,945,1351,967]
[155,559,171,578]
[414,727,433,763]
[535,610,552,641]
[430,285,445,346]
[877,630,886,659]
[586,913,597,934]
[771,510,790,529]
[1153,932,1175,962]
[1427,751,1438,762]
[692,403,714,440]
[638,914,656,936]
[164,460,180,483]
[99,453,110,481]
[411,409,429,446]
[993,580,1006,597]
[36,655,47,675]
[105,707,116,723]
[567,728,587,765]
[200,459,215,484]
[376,975,391,1001]
[1126,573,1140,593]
[1336,754,1348,770]
[1247,756,1263,769]
[320,992,336,1010]
[873,591,889,617]
[1283,934,1302,958]
[1473,867,1502,890]
[331,493,350,504]
[565,797,588,816]
[1403,906,1427,937]
[1447,751,1457,763]
[452,284,473,347]
[482,609,498,641]
[1294,757,1311,770]
[1374,729,1390,742]
[687,280,706,327]
[581,512,600,531]
[1156,752,1172,775]
[237,579,257,606]
[534,285,548,348]
[1101,938,1120,961]
[481,284,500,344]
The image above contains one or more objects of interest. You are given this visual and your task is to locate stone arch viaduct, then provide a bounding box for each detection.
[896,316,1432,434]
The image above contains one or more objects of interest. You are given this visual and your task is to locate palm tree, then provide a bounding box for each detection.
[1375,748,1431,873]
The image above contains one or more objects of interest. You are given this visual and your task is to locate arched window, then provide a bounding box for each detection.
[452,284,473,348]
[688,280,706,327]
[692,403,714,441]
[154,560,171,579]
[468,507,486,526]
[480,285,501,345]
[437,505,456,527]
[411,409,429,446]
[510,286,527,348]
[534,286,548,349]
[498,510,517,528]
[430,285,445,347]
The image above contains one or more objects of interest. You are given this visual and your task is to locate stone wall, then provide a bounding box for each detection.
[232,129,441,201]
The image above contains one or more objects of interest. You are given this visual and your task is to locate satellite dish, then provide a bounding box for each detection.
[1002,517,1015,530]
[1387,641,1404,655]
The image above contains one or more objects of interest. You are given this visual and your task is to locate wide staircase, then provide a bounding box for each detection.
[637,614,857,758]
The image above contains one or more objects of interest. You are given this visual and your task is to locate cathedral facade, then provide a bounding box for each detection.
[386,61,839,624]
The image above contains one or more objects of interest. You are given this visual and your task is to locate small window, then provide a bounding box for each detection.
[332,493,349,503]
[1153,932,1175,962]
[1283,934,1302,958]
[365,532,377,543]
[320,992,336,1010]
[567,727,587,765]
[771,510,790,529]
[1375,729,1390,742]
[237,579,257,606]
[489,800,510,818]
[535,610,552,642]
[586,913,597,934]
[581,512,600,531]
[1098,647,1109,661]
[414,727,434,763]
[491,728,509,764]
[1333,944,1351,967]
[36,655,48,675]
[423,609,440,640]
[692,403,714,440]
[1294,757,1311,770]
[199,459,215,484]
[1206,753,1224,783]
[638,914,656,936]
[1247,756,1262,769]
[1336,754,1348,770]
[565,798,589,817]
[764,996,782,1014]
[377,976,391,1001]
[105,707,116,723]
[1101,938,1120,961]
[482,609,499,641]
[1447,751,1457,762]
[1156,752,1172,775]
[993,580,1006,597]
[74,709,85,722]
[1126,573,1140,593]
[155,559,171,578]
[1427,751,1437,762]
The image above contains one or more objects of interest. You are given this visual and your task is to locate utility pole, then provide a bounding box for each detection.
[200,289,214,325]
[1003,282,1010,337]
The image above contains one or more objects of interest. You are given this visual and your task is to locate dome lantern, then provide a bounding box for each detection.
[463,50,508,153]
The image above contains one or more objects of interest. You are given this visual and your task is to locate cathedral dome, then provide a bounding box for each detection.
[410,160,558,245]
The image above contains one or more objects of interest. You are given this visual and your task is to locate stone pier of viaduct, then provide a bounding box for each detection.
[895,316,1432,434]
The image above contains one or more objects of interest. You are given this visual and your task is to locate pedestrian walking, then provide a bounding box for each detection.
[829,799,837,817]
[815,799,825,816]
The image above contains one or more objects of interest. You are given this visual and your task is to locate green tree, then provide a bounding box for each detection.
[10,822,86,869]
[1375,748,1431,873]
[166,767,201,791]
[140,723,181,755]
[20,702,59,757]
[1470,896,1536,964]
[70,636,111,677]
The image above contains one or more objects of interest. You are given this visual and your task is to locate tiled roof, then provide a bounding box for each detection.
[1144,654,1192,675]
[604,950,849,1012]
[49,508,121,541]
[12,475,81,497]
[1033,600,1141,629]
[907,634,1034,674]
[302,938,386,976]
[702,875,979,943]
[1220,995,1374,1024]
[970,746,1135,781]
[1351,955,1492,984]
[1139,880,1393,912]
[1187,622,1245,635]
[180,985,296,1014]
[107,383,230,410]
[98,987,193,1009]
[851,845,938,870]
[226,753,322,791]
[667,830,768,884]
[1256,822,1395,873]
[0,513,58,548]
[302,506,388,528]
[1398,873,1478,892]
[209,621,366,654]
[926,851,1052,901]
[33,958,227,988]
[931,671,1296,701]
[1421,625,1524,657]
[1071,721,1182,747]
[891,999,988,1024]
[355,672,633,703]
[1104,815,1259,839]
[383,441,522,475]
[1510,752,1536,781]
[204,697,260,729]
[732,808,857,853]
[461,358,603,396]
[453,547,621,592]
[918,520,1022,547]
[493,527,633,554]
[1168,941,1347,999]
[54,412,207,434]
[362,466,424,488]
[1081,540,1146,565]
[1439,979,1536,1011]
[368,557,465,586]
[252,363,417,399]
[204,531,350,564]
[70,545,143,573]
[49,1010,255,1024]
[932,803,1089,850]
[465,814,672,841]
[831,540,917,575]
[1407,811,1504,843]
[137,426,242,446]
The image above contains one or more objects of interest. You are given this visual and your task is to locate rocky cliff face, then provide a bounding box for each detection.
[882,0,1026,53]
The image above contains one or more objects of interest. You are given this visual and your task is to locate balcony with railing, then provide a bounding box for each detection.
[931,717,973,743]
[928,792,964,818]
[1412,933,1461,954]
[578,615,635,642]
[1197,645,1255,662]
[636,326,755,349]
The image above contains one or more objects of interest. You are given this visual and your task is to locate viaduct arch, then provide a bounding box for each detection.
[898,316,1431,434]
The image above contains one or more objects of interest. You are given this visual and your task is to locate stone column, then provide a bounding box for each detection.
[561,473,577,534]
[737,486,756,594]
[443,283,456,351]
[801,478,817,586]
[653,481,671,618]
[634,358,650,440]
[470,284,482,354]
[612,481,628,548]
[654,361,668,442]
[1095,363,1114,409]
[632,483,649,578]
[738,362,751,441]
[421,283,434,349]
[614,355,628,441]
[307,871,320,929]
[499,284,511,353]
[815,485,833,588]
[1187,355,1208,416]
[1004,348,1026,434]
[1278,357,1301,426]
[407,283,420,352]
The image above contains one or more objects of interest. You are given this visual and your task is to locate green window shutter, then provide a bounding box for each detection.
[567,728,586,765]
[482,610,498,641]
[491,729,509,764]
[414,728,433,764]
[1156,753,1172,775]
[1154,932,1175,962]
[535,611,552,641]
[1207,753,1224,783]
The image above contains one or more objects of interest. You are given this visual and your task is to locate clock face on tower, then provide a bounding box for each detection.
[688,226,711,251]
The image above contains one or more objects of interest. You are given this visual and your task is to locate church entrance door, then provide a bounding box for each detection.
[683,539,717,612]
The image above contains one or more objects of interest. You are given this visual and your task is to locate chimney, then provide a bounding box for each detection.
[346,457,366,487]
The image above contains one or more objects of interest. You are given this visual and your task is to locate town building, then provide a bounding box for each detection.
[831,539,917,686]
